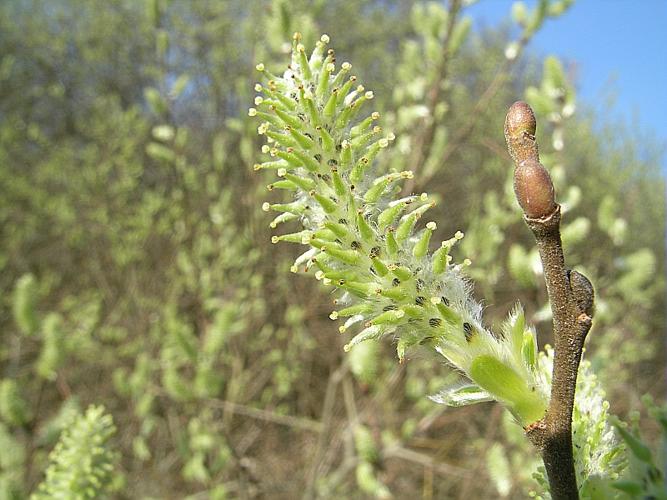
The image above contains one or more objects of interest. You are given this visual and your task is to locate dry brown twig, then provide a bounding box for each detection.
[504,101,595,500]
[402,0,462,195]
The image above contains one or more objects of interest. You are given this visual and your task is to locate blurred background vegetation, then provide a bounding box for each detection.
[0,0,664,498]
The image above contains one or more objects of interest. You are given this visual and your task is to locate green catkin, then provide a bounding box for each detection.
[312,228,339,241]
[269,212,298,228]
[317,60,332,97]
[323,90,338,118]
[322,246,362,265]
[32,406,118,499]
[332,303,374,319]
[263,128,298,148]
[254,158,289,170]
[250,109,282,127]
[287,126,314,149]
[267,180,297,191]
[272,230,312,244]
[13,274,39,336]
[252,34,549,426]
[369,309,406,325]
[273,148,306,169]
[281,171,315,190]
[378,202,407,231]
[311,192,338,213]
[350,126,381,150]
[340,140,353,166]
[412,222,436,259]
[330,168,347,196]
[390,265,413,282]
[432,243,451,274]
[317,125,335,152]
[330,62,351,89]
[371,257,389,277]
[356,212,375,243]
[302,94,321,127]
[273,106,304,129]
[396,214,418,242]
[290,148,320,172]
[336,77,358,108]
[296,44,312,81]
[262,200,307,215]
[260,82,296,110]
[351,112,379,138]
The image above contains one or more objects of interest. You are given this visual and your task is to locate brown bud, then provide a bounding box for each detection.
[567,270,595,318]
[505,101,539,165]
[513,159,556,219]
[505,101,536,136]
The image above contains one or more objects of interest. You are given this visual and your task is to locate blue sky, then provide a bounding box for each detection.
[466,0,667,170]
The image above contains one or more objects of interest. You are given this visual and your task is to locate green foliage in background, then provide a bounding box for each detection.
[31,406,118,500]
[611,397,667,499]
[0,0,664,498]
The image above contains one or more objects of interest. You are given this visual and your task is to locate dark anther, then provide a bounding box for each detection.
[463,322,474,342]
[647,466,661,482]
[429,318,442,328]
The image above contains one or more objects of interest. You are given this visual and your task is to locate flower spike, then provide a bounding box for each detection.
[252,34,549,425]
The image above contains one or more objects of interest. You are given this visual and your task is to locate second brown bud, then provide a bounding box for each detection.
[513,159,556,219]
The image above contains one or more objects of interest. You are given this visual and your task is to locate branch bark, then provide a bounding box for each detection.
[523,207,593,500]
[504,102,595,500]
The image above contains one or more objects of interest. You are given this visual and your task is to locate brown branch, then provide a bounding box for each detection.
[402,0,462,195]
[504,102,594,500]
[208,399,323,433]
[382,444,470,478]
[523,208,593,500]
[456,404,503,500]
[406,34,532,192]
[438,33,532,157]
[303,362,348,499]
